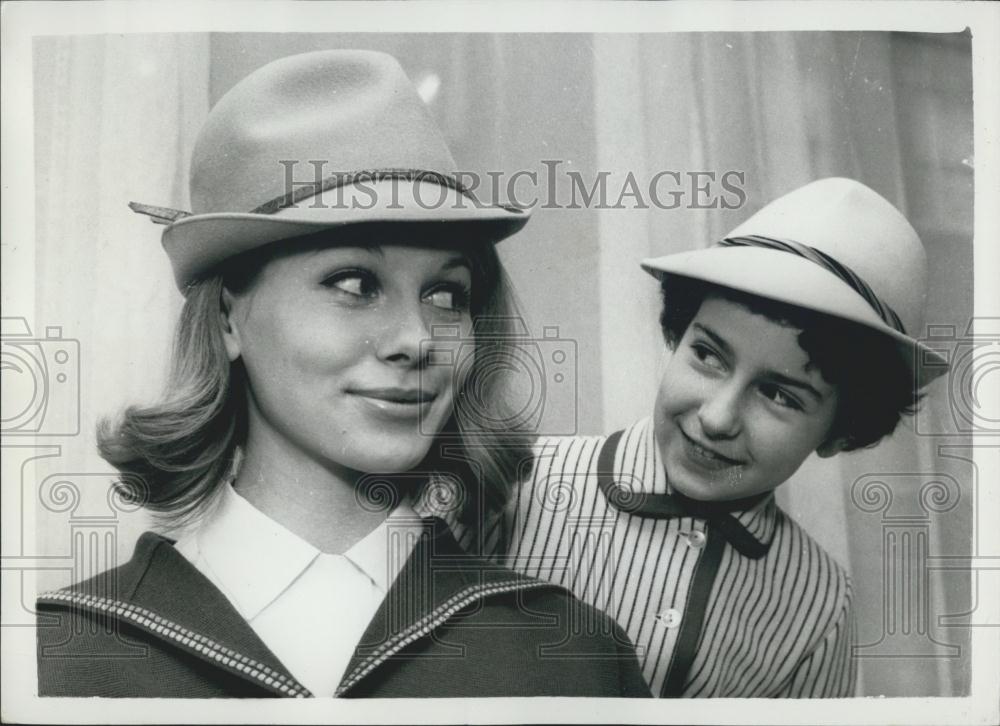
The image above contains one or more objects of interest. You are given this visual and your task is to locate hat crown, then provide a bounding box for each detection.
[726,177,928,337]
[189,50,457,215]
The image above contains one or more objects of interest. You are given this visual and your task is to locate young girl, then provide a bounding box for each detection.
[501,178,946,697]
[36,50,648,699]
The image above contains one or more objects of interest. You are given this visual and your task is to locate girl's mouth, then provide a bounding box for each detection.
[679,428,744,471]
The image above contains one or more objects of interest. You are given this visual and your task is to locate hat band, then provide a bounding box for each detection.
[250,168,472,215]
[718,235,906,334]
[128,169,504,227]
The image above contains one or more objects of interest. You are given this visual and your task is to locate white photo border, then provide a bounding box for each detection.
[2,2,998,724]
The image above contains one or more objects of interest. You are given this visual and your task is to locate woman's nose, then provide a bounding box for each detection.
[697,384,742,439]
[375,302,433,365]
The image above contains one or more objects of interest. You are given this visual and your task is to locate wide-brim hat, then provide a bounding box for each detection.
[641,177,949,384]
[130,50,529,291]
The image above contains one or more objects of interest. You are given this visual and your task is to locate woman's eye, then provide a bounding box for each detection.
[323,270,378,298]
[424,285,470,312]
[760,384,803,411]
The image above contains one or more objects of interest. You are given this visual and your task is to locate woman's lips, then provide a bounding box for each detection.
[349,387,438,418]
[352,387,436,403]
[678,427,744,472]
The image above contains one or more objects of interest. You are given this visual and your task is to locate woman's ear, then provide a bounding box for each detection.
[816,437,849,458]
[220,287,242,363]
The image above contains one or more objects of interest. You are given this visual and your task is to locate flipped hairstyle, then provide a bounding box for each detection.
[657,273,923,451]
[98,224,533,542]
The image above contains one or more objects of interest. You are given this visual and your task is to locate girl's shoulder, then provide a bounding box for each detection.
[768,505,854,614]
[530,418,656,481]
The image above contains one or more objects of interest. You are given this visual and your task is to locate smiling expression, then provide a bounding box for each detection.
[653,295,842,502]
[222,243,473,476]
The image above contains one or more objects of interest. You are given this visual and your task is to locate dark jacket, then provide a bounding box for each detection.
[37,518,650,698]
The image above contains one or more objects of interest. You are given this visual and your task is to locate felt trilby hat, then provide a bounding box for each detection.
[641,177,949,383]
[130,50,530,291]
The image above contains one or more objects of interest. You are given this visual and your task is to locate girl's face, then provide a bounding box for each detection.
[653,295,842,502]
[222,243,473,476]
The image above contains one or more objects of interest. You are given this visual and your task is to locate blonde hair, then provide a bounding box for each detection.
[98,234,533,534]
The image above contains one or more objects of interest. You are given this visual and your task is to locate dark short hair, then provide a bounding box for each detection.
[657,274,923,451]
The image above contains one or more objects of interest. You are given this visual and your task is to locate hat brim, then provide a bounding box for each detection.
[641,246,949,384]
[162,179,529,290]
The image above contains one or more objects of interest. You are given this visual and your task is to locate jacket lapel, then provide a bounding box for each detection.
[42,524,555,698]
[38,531,310,697]
[336,517,553,696]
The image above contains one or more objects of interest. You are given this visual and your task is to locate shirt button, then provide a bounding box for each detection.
[656,608,682,629]
[686,530,707,549]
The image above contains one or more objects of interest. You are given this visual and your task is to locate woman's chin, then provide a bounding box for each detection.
[332,442,436,478]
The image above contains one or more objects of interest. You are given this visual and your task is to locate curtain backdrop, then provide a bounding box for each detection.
[588,32,974,698]
[31,34,209,591]
[30,31,972,697]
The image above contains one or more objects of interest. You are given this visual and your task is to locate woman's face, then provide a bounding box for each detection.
[222,242,473,476]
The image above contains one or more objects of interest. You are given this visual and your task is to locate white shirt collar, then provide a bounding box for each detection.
[188,482,422,621]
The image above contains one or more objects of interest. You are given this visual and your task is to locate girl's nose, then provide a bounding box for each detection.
[697,384,742,439]
[375,302,433,365]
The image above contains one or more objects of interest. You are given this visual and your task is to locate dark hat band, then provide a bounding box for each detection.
[250,168,474,215]
[718,235,906,334]
[128,168,509,226]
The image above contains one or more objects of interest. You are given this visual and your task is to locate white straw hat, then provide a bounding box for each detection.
[641,177,948,383]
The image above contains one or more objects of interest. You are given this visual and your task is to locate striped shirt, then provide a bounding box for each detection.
[502,418,857,697]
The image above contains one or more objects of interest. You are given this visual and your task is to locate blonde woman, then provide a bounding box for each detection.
[36,50,648,699]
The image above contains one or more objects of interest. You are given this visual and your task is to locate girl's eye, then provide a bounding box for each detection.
[760,383,803,411]
[424,284,470,312]
[690,342,725,370]
[322,270,378,298]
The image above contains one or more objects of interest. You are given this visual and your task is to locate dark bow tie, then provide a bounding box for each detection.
[596,430,770,559]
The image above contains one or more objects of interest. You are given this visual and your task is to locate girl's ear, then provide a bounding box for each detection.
[816,437,850,458]
[220,287,242,363]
